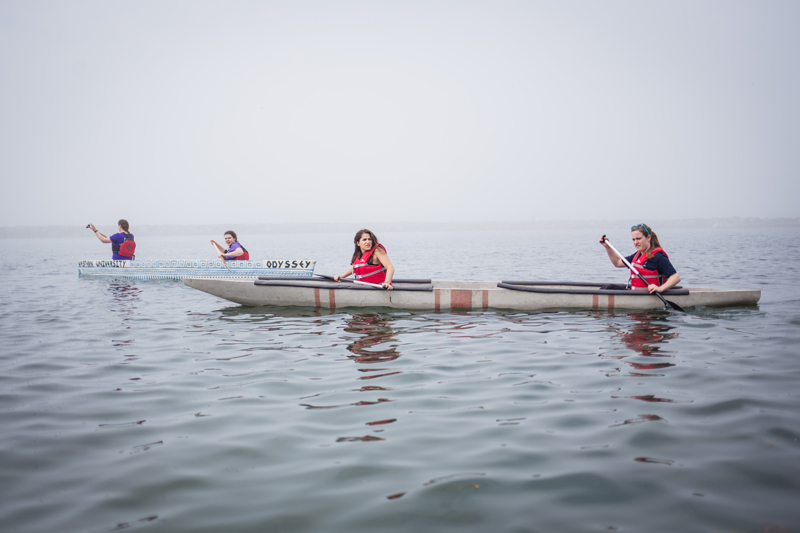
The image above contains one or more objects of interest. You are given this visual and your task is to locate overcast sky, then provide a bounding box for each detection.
[1,1,798,228]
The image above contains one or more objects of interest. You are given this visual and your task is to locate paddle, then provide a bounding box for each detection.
[211,242,233,273]
[601,236,684,312]
[315,273,387,289]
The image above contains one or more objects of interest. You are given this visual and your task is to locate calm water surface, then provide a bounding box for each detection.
[1,228,799,533]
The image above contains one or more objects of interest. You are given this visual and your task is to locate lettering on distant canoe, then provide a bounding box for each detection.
[264,260,314,269]
[77,259,317,280]
[78,259,315,269]
[78,260,129,267]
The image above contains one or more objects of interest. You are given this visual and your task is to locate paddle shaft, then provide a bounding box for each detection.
[212,242,233,273]
[353,279,385,288]
[316,273,387,289]
[602,237,680,311]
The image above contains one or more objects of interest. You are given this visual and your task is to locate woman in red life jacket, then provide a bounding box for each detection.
[334,229,395,290]
[87,219,136,260]
[211,231,250,260]
[599,223,681,294]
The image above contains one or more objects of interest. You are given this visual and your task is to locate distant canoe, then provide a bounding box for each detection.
[182,278,761,311]
[78,259,316,281]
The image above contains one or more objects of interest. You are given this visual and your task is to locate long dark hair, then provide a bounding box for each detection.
[351,229,379,264]
[633,223,663,259]
[224,230,248,254]
[118,219,130,233]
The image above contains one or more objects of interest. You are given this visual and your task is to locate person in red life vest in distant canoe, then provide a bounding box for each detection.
[211,230,250,261]
[334,229,395,290]
[87,219,136,260]
[599,223,681,294]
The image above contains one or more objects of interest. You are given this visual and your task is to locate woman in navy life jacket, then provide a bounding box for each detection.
[334,229,395,290]
[211,231,250,260]
[87,219,136,260]
[599,223,680,294]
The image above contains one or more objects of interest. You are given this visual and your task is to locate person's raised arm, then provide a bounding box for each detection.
[88,223,112,244]
[600,235,624,268]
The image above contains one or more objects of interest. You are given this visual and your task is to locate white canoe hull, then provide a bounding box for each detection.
[182,279,761,311]
[78,259,316,281]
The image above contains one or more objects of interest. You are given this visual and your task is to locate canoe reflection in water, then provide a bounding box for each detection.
[602,312,678,379]
[107,282,142,302]
[331,314,401,442]
[344,314,401,367]
[618,312,678,360]
[609,312,679,427]
[299,313,401,412]
[107,282,142,328]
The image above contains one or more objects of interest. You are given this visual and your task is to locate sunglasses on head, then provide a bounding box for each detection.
[631,224,650,236]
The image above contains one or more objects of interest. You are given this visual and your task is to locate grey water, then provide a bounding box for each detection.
[1,227,799,533]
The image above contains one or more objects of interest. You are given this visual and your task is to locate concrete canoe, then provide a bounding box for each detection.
[182,278,761,311]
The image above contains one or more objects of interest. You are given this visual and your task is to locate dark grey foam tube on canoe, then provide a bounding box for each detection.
[497,282,689,296]
[501,281,605,288]
[254,279,433,291]
[257,276,432,284]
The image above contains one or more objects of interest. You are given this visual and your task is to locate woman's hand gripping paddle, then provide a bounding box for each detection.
[211,242,233,273]
[601,236,685,312]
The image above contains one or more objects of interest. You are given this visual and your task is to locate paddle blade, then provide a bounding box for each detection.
[664,299,685,312]
[656,292,684,312]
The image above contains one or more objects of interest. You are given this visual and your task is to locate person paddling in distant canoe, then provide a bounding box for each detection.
[335,229,395,290]
[599,223,681,294]
[211,231,250,261]
[87,219,136,260]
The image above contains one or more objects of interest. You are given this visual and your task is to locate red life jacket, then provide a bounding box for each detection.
[226,243,250,260]
[629,248,668,288]
[112,233,136,259]
[353,243,386,284]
